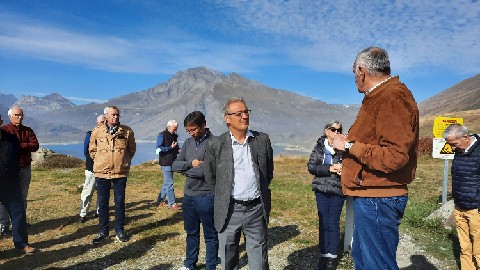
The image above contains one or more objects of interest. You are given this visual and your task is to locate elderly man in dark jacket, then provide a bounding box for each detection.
[0,106,39,235]
[0,114,35,255]
[443,124,480,270]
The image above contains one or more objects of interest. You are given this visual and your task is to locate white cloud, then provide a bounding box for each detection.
[0,11,277,74]
[0,1,478,76]
[214,0,480,74]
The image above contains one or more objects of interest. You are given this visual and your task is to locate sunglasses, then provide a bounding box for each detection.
[328,127,342,133]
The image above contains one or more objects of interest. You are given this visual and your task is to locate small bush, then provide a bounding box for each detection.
[418,137,433,157]
[38,154,84,169]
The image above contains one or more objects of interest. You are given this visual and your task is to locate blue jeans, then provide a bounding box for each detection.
[0,165,31,227]
[96,177,127,236]
[351,195,408,270]
[157,166,175,206]
[315,191,345,257]
[0,183,29,249]
[183,194,219,270]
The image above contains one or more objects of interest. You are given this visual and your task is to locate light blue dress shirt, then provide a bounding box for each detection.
[230,130,260,201]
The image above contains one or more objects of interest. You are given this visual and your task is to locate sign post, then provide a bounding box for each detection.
[432,117,463,204]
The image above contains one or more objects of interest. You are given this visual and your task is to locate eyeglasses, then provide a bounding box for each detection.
[226,110,251,117]
[186,126,199,133]
[328,127,342,133]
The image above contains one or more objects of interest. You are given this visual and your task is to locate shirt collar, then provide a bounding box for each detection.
[364,75,396,96]
[230,130,254,145]
[196,129,209,144]
[464,136,477,153]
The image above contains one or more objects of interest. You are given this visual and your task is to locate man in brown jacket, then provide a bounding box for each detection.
[0,106,39,236]
[89,106,136,244]
[333,47,419,270]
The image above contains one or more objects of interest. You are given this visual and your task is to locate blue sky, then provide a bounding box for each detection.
[0,0,479,105]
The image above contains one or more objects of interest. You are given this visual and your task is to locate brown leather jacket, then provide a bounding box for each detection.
[341,76,419,197]
[89,124,136,179]
[0,123,39,167]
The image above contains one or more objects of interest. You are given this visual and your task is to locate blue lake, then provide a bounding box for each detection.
[42,142,157,166]
[41,143,305,166]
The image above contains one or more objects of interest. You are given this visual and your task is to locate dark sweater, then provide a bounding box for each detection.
[172,129,214,196]
[1,123,39,167]
[157,129,178,166]
[0,129,20,188]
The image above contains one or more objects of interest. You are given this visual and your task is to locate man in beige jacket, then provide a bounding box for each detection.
[89,106,136,244]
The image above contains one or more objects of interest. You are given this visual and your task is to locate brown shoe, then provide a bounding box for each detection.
[22,245,36,255]
[169,203,181,211]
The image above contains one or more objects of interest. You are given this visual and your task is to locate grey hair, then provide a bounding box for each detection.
[222,97,246,115]
[354,47,391,76]
[96,115,105,122]
[324,120,342,135]
[7,106,23,117]
[167,120,178,128]
[104,106,119,114]
[442,124,469,139]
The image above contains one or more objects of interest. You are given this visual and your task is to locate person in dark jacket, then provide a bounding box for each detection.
[443,124,480,270]
[173,111,218,270]
[0,114,35,255]
[307,120,345,270]
[155,120,180,210]
[0,106,39,235]
[78,115,105,223]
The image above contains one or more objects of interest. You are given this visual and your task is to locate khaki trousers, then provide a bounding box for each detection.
[454,206,480,270]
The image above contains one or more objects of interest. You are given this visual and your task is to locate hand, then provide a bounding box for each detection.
[330,163,342,175]
[171,141,178,148]
[332,134,348,151]
[192,159,203,167]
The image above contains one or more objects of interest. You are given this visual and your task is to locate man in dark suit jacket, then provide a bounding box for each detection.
[204,97,274,270]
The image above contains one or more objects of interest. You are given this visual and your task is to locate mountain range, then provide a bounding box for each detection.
[0,67,360,153]
[1,67,479,152]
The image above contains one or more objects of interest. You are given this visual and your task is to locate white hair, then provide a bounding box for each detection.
[8,106,22,117]
[96,115,105,122]
[167,120,178,128]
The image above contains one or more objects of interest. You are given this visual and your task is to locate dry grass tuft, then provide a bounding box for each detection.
[36,154,85,169]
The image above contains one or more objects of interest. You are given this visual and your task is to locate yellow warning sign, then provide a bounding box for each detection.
[440,143,454,154]
[432,138,454,159]
[433,117,464,138]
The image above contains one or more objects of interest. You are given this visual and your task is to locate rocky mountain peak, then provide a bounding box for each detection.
[14,93,75,112]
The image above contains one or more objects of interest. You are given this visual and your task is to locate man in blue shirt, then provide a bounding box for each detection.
[78,115,105,223]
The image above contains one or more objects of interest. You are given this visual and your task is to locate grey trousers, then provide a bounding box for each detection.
[219,201,269,270]
[0,165,31,226]
[79,170,99,218]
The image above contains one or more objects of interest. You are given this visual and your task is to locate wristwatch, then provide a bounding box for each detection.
[344,141,354,152]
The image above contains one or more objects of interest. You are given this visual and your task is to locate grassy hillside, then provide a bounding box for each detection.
[419,109,480,138]
[0,156,458,269]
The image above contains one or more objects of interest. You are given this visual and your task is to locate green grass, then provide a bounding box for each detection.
[0,155,459,269]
